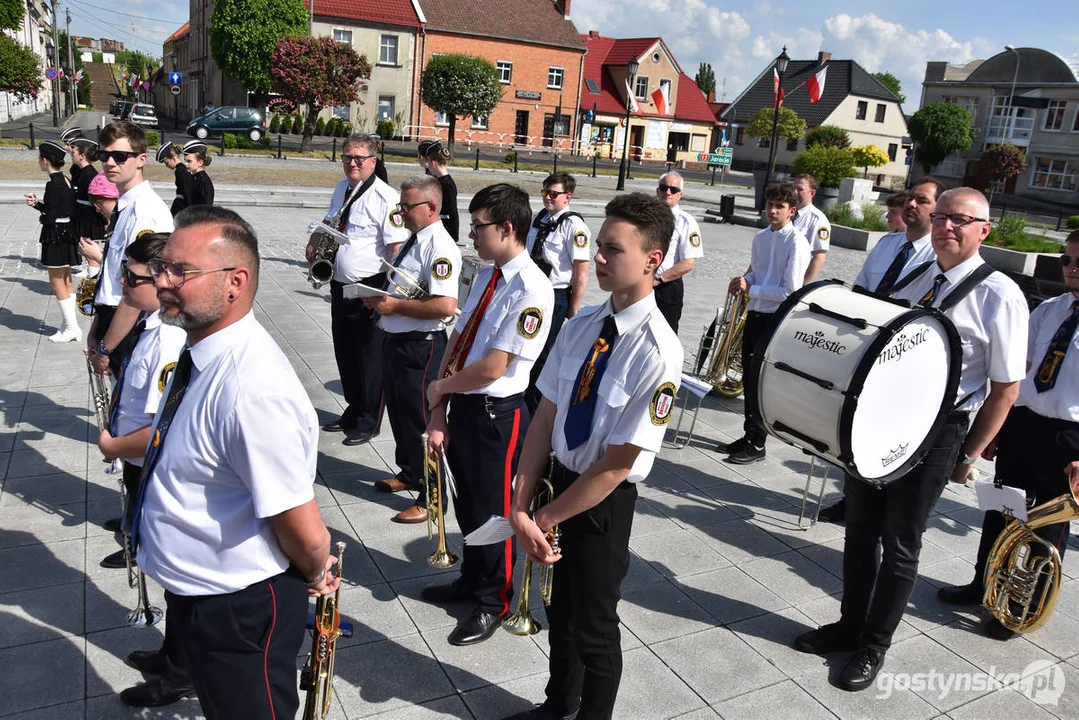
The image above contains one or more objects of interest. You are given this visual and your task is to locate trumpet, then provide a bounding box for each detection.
[127,550,163,627]
[423,433,458,569]
[301,542,351,720]
[86,353,122,476]
[503,453,561,637]
[381,259,460,327]
[701,289,748,397]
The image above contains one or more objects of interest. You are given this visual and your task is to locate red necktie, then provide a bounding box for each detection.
[443,268,502,377]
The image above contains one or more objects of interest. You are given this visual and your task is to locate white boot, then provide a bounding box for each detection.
[49,296,82,343]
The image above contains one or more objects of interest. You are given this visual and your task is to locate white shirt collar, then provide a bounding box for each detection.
[188,311,257,371]
[498,248,530,283]
[117,178,152,212]
[936,252,985,285]
[601,292,659,336]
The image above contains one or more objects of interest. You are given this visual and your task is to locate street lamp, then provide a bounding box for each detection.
[171,49,180,131]
[615,56,641,192]
[764,46,790,183]
[1004,45,1020,143]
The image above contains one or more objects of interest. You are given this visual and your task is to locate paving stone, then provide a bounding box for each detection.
[686,516,792,565]
[677,565,787,625]
[730,605,836,681]
[714,678,833,720]
[620,580,717,644]
[0,498,86,548]
[328,634,457,717]
[630,527,733,579]
[1,700,87,719]
[613,647,708,719]
[0,637,86,716]
[883,634,995,712]
[652,626,785,703]
[740,549,843,606]
[461,672,549,720]
[422,619,549,693]
[0,582,84,649]
[947,686,1060,719]
[0,537,84,593]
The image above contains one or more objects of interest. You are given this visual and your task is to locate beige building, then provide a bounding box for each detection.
[1,0,55,123]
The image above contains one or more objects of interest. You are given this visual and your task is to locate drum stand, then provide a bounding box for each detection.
[663,374,713,449]
[797,454,830,530]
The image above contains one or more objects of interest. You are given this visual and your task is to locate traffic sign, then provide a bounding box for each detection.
[696,148,733,167]
[169,72,182,85]
[45,67,58,81]
[170,84,181,96]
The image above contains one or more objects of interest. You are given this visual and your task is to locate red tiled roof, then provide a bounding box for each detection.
[164,22,190,45]
[302,0,421,28]
[420,0,585,50]
[674,73,717,123]
[708,102,729,122]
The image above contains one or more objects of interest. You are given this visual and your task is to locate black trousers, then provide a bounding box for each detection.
[841,413,969,652]
[740,310,773,447]
[166,570,307,720]
[654,278,684,333]
[970,405,1078,588]
[446,392,528,616]
[525,287,570,415]
[384,330,447,505]
[544,462,636,720]
[330,278,385,434]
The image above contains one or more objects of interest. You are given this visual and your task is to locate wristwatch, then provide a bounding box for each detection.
[97,339,113,357]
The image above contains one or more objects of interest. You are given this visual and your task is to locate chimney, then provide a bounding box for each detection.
[588,30,600,38]
[556,0,571,18]
[708,90,715,103]
[817,51,832,65]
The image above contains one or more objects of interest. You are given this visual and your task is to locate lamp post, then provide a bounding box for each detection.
[764,46,790,184]
[1004,45,1020,143]
[171,50,180,131]
[615,57,640,192]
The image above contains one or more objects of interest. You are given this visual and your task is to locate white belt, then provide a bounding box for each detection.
[175,194,185,199]
[76,199,93,206]
[55,218,71,223]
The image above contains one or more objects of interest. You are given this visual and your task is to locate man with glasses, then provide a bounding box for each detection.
[653,171,702,332]
[791,173,830,284]
[796,187,1027,692]
[310,133,407,446]
[937,228,1079,640]
[524,172,591,414]
[364,176,461,524]
[88,121,174,378]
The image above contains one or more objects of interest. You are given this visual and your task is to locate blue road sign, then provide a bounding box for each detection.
[169,72,182,85]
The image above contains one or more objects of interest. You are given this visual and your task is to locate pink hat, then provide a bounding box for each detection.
[87,173,119,199]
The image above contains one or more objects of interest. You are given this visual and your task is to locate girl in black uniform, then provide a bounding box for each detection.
[425,141,459,243]
[69,138,106,277]
[183,141,215,207]
[156,142,193,216]
[25,141,81,342]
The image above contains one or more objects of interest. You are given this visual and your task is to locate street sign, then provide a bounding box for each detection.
[170,84,181,96]
[45,67,58,81]
[696,149,733,167]
[169,72,182,85]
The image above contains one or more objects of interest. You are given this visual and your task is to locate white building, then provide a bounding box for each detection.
[1,0,55,123]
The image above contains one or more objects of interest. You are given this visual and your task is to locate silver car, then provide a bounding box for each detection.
[129,103,159,128]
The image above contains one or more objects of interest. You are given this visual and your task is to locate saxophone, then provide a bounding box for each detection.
[307,180,368,289]
[300,542,351,720]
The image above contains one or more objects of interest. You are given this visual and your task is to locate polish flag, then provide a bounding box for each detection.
[773,67,785,109]
[651,79,671,116]
[625,79,641,113]
[806,65,828,103]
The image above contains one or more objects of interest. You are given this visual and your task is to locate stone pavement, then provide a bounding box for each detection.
[2,174,1079,720]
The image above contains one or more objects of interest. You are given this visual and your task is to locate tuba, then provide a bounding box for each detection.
[503,453,561,636]
[982,487,1079,633]
[77,276,98,316]
[422,433,459,569]
[701,289,748,398]
[301,542,350,720]
[307,179,368,289]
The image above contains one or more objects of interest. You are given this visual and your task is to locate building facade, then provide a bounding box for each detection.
[921,47,1079,206]
[184,0,247,118]
[1,0,54,123]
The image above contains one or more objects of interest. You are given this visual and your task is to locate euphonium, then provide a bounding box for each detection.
[381,259,460,327]
[983,487,1079,633]
[301,542,349,720]
[423,433,458,569]
[703,289,748,398]
[77,276,98,316]
[503,454,561,637]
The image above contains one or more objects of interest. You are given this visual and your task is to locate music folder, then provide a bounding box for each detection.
[974,479,1028,522]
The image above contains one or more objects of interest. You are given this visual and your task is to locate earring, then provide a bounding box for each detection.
[228,294,234,300]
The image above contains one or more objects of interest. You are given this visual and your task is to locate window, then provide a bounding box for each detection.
[332,29,352,46]
[497,61,512,84]
[856,100,867,120]
[379,35,398,66]
[1031,157,1077,191]
[1044,100,1066,131]
[634,76,648,100]
[888,143,898,162]
[377,95,395,122]
[435,110,448,127]
[1074,109,1079,132]
[987,95,1034,142]
[547,67,563,89]
[786,136,799,151]
[758,136,771,149]
[735,127,745,146]
[332,105,349,120]
[933,153,966,178]
[875,104,886,123]
[471,114,488,129]
[942,95,979,121]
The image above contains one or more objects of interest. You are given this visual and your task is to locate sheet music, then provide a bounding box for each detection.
[342,283,392,299]
[679,373,713,400]
[464,516,515,546]
[975,479,1028,522]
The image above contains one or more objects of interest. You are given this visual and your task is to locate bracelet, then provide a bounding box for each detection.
[97,340,113,357]
[304,567,328,588]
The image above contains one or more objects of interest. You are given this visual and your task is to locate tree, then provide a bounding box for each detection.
[421,54,502,152]
[0,35,43,101]
[872,71,905,105]
[981,144,1028,202]
[792,146,857,188]
[908,102,976,174]
[270,35,371,152]
[0,0,24,31]
[695,62,716,97]
[746,106,807,144]
[805,125,850,149]
[210,0,308,96]
[851,145,890,178]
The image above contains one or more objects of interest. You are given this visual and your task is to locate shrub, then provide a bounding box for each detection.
[377,118,395,139]
[987,215,1029,248]
[222,133,238,149]
[805,125,851,149]
[222,133,253,150]
[505,150,517,164]
[144,130,159,147]
[1066,215,1079,230]
[823,202,888,231]
[792,146,857,188]
[342,122,353,136]
[269,114,280,133]
[279,115,292,133]
[315,116,326,135]
[292,115,304,134]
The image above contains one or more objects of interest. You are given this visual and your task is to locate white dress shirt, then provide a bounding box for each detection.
[378,221,462,334]
[326,176,409,283]
[537,293,683,482]
[658,205,704,275]
[744,223,811,313]
[526,208,591,289]
[137,312,319,596]
[98,181,173,306]
[854,230,936,292]
[1018,291,1079,421]
[793,203,830,253]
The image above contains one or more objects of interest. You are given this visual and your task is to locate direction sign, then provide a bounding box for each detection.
[696,148,733,167]
[45,67,58,81]
[169,72,182,85]
[170,84,181,96]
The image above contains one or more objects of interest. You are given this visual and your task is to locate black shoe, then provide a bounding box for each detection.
[103,517,122,532]
[937,582,983,606]
[124,649,167,675]
[839,647,884,692]
[726,443,766,465]
[342,431,377,447]
[503,704,580,720]
[119,676,197,707]
[321,418,354,433]
[984,617,1017,641]
[421,581,472,605]
[817,498,846,524]
[100,549,128,569]
[793,622,859,655]
[715,436,748,454]
[448,609,502,646]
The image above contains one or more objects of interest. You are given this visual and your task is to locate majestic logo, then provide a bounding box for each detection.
[882,443,909,468]
[793,329,847,355]
[573,230,588,249]
[518,307,543,339]
[689,231,702,248]
[876,328,931,366]
[432,257,453,280]
[650,382,677,425]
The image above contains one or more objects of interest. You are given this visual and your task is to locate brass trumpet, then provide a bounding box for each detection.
[422,432,458,569]
[503,454,561,636]
[701,289,747,398]
[301,541,350,720]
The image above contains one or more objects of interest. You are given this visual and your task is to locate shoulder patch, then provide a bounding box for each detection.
[517,307,543,339]
[432,257,453,280]
[689,231,702,248]
[389,207,404,228]
[157,361,177,393]
[650,382,677,425]
[573,230,588,249]
[817,227,830,241]
[136,229,156,241]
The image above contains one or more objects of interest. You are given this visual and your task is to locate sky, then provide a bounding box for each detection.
[66,0,1078,111]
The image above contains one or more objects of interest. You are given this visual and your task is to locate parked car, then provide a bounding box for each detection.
[186,106,265,142]
[112,101,133,120]
[128,103,159,128]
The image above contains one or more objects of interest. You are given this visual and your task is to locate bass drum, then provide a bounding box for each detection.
[458,254,493,309]
[754,281,961,486]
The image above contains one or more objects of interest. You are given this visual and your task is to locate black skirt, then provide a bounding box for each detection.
[39,223,79,268]
[72,201,106,240]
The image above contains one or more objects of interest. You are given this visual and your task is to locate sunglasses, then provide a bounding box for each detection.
[99,150,140,164]
[121,260,155,287]
[928,212,988,228]
[541,189,568,199]
[1059,255,1079,268]
[342,154,374,165]
[658,184,682,194]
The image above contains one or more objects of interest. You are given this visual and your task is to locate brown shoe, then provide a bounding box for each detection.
[375,477,409,493]
[393,505,428,524]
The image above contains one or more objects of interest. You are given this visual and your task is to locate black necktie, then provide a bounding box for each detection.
[1034,300,1079,393]
[107,317,147,433]
[876,241,915,294]
[919,274,947,308]
[564,316,619,450]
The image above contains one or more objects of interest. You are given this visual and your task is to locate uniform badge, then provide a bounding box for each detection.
[389,208,404,228]
[817,227,830,241]
[649,382,677,426]
[136,229,155,240]
[157,362,177,392]
[689,231,702,248]
[433,257,453,280]
[573,230,588,249]
[518,307,543,339]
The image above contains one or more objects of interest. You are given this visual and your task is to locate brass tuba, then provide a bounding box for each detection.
[301,542,349,720]
[701,289,748,398]
[982,487,1079,633]
[503,454,561,636]
[423,433,458,569]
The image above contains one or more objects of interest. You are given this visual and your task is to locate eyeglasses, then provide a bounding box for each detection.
[396,200,430,212]
[541,189,568,199]
[342,154,374,165]
[147,260,236,288]
[469,221,499,234]
[99,150,140,164]
[1059,255,1079,268]
[929,212,988,227]
[120,260,155,287]
[657,184,682,194]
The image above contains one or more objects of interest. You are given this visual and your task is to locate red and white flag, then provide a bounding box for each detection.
[651,79,671,116]
[128,74,139,88]
[806,65,827,103]
[625,79,641,113]
[773,67,785,109]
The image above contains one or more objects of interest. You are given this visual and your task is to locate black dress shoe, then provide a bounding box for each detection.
[100,549,128,569]
[727,443,766,465]
[715,436,747,454]
[793,622,859,655]
[421,581,473,605]
[984,617,1017,641]
[503,704,580,720]
[120,675,197,707]
[817,498,846,524]
[342,431,377,447]
[102,517,122,532]
[937,582,983,605]
[448,609,502,646]
[839,647,885,692]
[321,419,354,433]
[125,648,167,675]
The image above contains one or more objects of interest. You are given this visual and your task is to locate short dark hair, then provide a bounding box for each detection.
[1067,230,1079,245]
[174,206,260,283]
[468,184,531,245]
[544,172,576,195]
[792,173,818,191]
[885,191,907,208]
[604,192,673,257]
[125,232,170,264]
[99,121,147,155]
[912,176,946,200]
[765,183,799,207]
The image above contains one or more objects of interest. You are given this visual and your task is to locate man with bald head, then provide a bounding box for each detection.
[795,187,1028,691]
[133,206,340,718]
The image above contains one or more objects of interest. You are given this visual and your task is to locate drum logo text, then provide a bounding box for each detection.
[793,330,846,355]
[882,443,909,468]
[877,328,931,367]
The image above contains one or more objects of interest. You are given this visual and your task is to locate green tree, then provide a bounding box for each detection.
[0,0,24,30]
[0,35,43,101]
[793,146,857,188]
[908,102,976,174]
[695,62,716,97]
[850,144,890,178]
[871,71,905,105]
[210,0,308,95]
[421,54,502,152]
[746,106,807,144]
[59,31,92,109]
[805,125,851,149]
